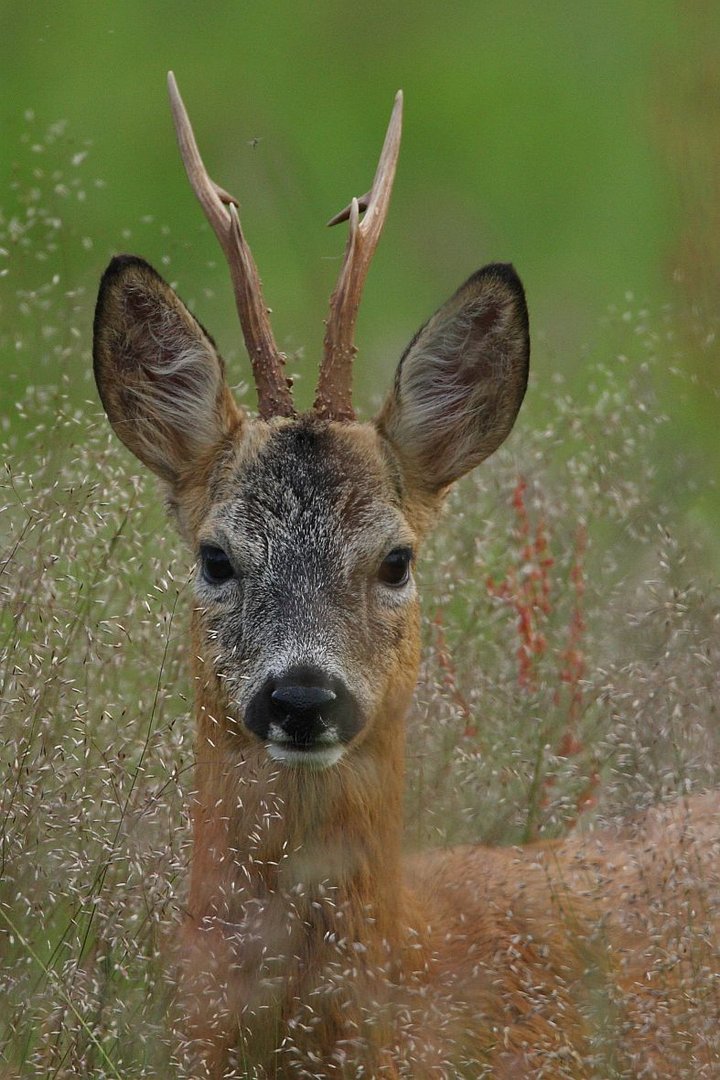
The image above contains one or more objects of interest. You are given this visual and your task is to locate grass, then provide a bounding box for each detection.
[1,311,718,1075]
[0,408,187,1076]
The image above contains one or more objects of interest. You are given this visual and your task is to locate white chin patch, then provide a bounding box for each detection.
[266,743,346,769]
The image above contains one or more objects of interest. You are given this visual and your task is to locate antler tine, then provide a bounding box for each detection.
[167,71,295,420]
[315,91,403,421]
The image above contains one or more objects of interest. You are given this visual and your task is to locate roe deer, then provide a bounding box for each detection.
[92,74,720,1078]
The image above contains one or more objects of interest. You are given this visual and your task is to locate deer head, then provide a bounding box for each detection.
[92,75,529,774]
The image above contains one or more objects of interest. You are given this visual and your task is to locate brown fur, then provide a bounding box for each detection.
[93,256,719,1078]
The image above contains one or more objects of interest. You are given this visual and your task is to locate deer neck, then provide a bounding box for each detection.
[188,657,413,949]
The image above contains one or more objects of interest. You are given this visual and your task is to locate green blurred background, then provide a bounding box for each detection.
[1,1,718,533]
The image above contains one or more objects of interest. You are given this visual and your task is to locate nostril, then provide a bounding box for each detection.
[270,685,337,718]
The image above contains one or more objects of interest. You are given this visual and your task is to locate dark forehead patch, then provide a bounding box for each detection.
[235,418,393,533]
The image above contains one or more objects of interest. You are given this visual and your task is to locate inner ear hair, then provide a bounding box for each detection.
[378,263,529,492]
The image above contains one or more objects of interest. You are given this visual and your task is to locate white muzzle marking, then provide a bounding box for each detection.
[266,743,346,769]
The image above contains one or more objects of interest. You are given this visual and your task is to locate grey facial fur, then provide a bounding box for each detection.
[193,419,417,758]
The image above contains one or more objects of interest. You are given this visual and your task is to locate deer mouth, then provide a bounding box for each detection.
[265,721,347,768]
[266,741,346,768]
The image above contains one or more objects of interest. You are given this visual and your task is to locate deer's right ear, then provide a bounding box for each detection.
[93,255,242,484]
[377,263,529,493]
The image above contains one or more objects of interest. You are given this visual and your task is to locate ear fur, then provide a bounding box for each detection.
[93,255,242,483]
[377,263,529,492]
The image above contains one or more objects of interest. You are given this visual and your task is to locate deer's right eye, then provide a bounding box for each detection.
[200,545,235,585]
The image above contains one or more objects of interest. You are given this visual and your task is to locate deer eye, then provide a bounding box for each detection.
[378,547,412,588]
[200,544,235,585]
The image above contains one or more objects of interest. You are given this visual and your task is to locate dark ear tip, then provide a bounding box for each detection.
[95,255,161,327]
[94,256,156,390]
[465,261,529,376]
[99,253,160,290]
[94,254,163,345]
[465,262,527,305]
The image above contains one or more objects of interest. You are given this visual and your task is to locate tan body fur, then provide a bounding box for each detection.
[182,560,719,1077]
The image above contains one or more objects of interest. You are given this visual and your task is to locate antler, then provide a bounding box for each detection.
[167,71,295,420]
[314,91,403,421]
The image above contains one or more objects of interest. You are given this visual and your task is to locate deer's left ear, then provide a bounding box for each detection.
[377,263,529,492]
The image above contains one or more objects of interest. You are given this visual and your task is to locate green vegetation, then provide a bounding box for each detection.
[2,1,718,527]
[1,3,719,1075]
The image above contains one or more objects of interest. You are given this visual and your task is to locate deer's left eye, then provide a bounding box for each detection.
[378,547,412,588]
[200,544,235,585]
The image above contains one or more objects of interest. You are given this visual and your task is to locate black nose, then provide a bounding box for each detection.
[267,673,339,746]
[244,666,361,747]
[270,683,337,719]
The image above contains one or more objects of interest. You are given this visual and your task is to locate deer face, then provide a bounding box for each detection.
[93,257,529,767]
[190,417,421,766]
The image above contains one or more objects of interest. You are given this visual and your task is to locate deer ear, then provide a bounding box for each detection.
[377,263,529,492]
[93,255,242,483]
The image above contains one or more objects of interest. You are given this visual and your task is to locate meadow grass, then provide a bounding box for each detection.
[1,108,719,1079]
[2,325,719,1075]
